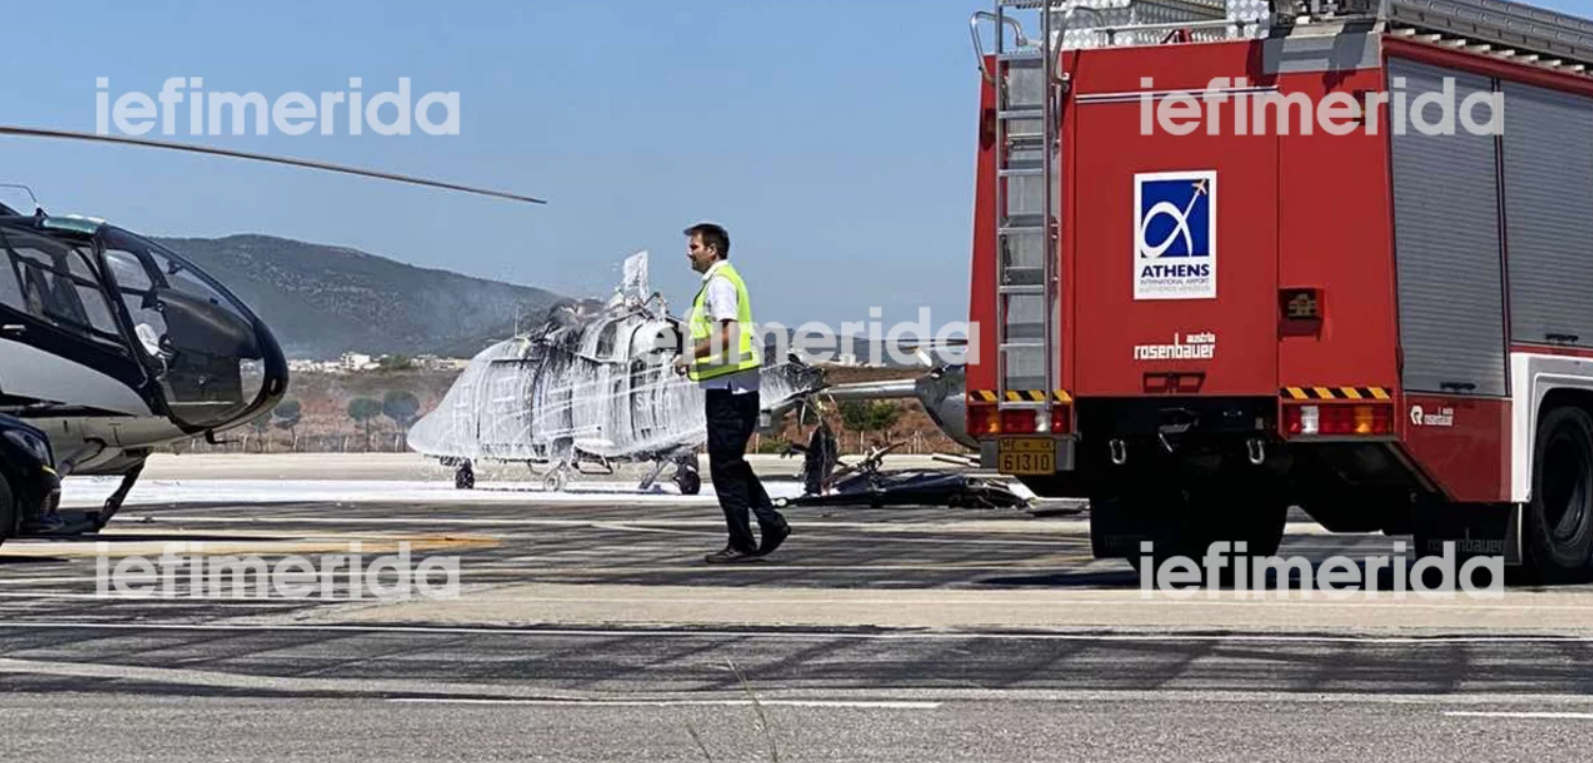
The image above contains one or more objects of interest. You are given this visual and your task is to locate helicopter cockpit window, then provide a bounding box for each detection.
[102,248,167,358]
[0,247,21,312]
[101,231,253,326]
[99,229,267,431]
[0,228,125,350]
[595,320,622,360]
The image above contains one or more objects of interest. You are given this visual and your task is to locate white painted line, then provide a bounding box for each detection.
[387,698,941,709]
[0,656,646,701]
[0,592,411,603]
[0,560,1095,585]
[4,652,1593,710]
[58,478,797,509]
[333,594,1593,614]
[1444,711,1593,720]
[3,620,1593,645]
[105,515,1087,543]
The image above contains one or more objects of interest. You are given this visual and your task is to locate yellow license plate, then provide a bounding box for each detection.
[997,437,1056,475]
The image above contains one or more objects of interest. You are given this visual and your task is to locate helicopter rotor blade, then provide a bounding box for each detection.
[0,124,547,206]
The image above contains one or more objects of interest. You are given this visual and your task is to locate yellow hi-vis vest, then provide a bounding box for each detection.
[687,261,761,382]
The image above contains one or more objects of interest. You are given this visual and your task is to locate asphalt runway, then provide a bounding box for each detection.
[4,458,1593,761]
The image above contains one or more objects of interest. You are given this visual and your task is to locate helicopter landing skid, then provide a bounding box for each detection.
[17,460,147,538]
[638,451,700,495]
[92,460,146,530]
[538,461,573,492]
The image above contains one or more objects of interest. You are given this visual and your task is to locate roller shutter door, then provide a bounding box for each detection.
[1502,81,1593,349]
[1389,59,1507,397]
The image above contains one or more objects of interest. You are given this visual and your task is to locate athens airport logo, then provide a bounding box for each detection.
[94,542,461,600]
[96,77,461,137]
[1138,541,1505,599]
[1138,76,1504,137]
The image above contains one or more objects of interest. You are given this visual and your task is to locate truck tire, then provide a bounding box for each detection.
[1524,405,1593,583]
[0,472,15,548]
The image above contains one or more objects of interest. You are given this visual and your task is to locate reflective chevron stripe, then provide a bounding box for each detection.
[968,390,1073,403]
[1280,387,1392,400]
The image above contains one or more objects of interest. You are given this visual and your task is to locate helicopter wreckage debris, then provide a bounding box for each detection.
[776,422,1029,510]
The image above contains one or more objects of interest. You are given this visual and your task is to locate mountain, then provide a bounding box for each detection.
[153,234,562,359]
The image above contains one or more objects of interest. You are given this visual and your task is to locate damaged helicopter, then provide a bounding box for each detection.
[406,251,827,494]
[406,251,990,499]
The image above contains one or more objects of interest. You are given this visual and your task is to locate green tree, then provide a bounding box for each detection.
[348,397,383,450]
[867,401,903,435]
[378,354,413,371]
[382,390,421,430]
[273,399,302,451]
[248,412,271,452]
[838,400,903,447]
[838,401,871,433]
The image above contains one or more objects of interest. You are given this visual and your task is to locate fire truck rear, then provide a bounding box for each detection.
[966,0,1593,581]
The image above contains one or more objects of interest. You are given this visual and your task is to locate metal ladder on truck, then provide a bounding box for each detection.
[972,1,1089,439]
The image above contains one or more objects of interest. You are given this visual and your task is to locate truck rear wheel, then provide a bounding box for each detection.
[1524,405,1593,583]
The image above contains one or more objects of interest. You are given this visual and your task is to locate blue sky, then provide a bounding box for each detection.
[0,0,983,333]
[1,0,1589,333]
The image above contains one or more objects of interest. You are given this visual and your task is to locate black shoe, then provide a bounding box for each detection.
[704,546,760,564]
[758,523,791,556]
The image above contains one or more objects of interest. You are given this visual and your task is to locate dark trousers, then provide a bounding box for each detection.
[706,389,786,552]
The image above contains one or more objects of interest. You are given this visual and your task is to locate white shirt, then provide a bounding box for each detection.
[697,260,760,394]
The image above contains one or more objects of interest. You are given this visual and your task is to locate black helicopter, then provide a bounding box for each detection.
[0,126,546,545]
[0,201,287,538]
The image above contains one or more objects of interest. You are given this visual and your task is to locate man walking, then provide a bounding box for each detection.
[674,222,790,563]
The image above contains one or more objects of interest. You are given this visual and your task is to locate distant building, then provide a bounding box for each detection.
[284,353,464,374]
[287,358,346,373]
[340,352,375,372]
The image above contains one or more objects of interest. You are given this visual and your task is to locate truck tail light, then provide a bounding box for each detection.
[1285,404,1319,435]
[967,404,1000,437]
[1283,403,1392,437]
[1351,405,1392,434]
[1050,405,1072,434]
[1000,409,1037,434]
[967,403,1072,437]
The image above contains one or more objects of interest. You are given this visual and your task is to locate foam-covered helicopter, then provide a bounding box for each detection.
[407,251,980,495]
[406,251,827,494]
[0,126,546,543]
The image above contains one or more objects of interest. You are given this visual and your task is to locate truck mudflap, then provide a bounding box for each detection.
[1413,503,1523,567]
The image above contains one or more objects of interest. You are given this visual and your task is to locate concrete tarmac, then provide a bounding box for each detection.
[137,451,968,481]
[3,455,1592,761]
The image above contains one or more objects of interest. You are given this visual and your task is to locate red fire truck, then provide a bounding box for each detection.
[966,0,1593,581]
